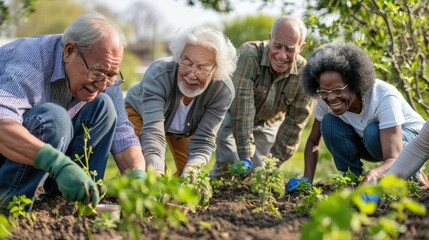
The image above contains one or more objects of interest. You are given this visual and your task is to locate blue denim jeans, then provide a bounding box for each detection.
[0,93,116,212]
[321,113,420,176]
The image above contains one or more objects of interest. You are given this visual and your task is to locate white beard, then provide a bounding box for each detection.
[178,77,207,98]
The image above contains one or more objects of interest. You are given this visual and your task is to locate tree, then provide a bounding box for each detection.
[223,14,276,48]
[2,0,142,90]
[0,0,38,35]
[14,0,84,37]
[303,0,429,118]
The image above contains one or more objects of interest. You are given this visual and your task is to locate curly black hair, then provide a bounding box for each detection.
[300,42,376,98]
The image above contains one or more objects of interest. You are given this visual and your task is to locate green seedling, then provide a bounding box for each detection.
[181,165,213,209]
[301,175,426,240]
[296,177,312,194]
[7,195,34,219]
[7,195,36,233]
[330,169,362,191]
[73,124,106,219]
[0,214,13,239]
[406,179,421,198]
[249,156,284,218]
[227,161,249,185]
[106,167,199,240]
[93,212,119,230]
[294,186,327,214]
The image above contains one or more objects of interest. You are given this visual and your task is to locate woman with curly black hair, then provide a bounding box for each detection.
[286,42,428,193]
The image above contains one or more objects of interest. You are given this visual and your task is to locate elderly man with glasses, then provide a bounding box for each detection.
[0,12,146,213]
[286,42,429,193]
[125,26,237,177]
[209,16,313,178]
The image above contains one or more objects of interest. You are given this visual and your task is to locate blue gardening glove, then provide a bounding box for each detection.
[286,176,312,193]
[361,194,380,205]
[232,158,252,175]
[34,144,100,207]
[126,169,147,180]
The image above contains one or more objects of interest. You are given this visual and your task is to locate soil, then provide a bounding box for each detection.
[6,180,429,240]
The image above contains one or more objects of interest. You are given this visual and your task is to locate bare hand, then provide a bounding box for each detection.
[363,168,384,183]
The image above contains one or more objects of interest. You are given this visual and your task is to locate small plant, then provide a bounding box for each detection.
[7,195,35,219]
[181,165,213,209]
[227,161,250,185]
[406,179,421,198]
[330,169,362,191]
[301,175,426,240]
[93,212,119,230]
[296,177,312,194]
[294,186,327,214]
[7,195,36,233]
[249,156,284,217]
[0,214,13,239]
[73,124,106,219]
[209,176,225,190]
[106,167,200,240]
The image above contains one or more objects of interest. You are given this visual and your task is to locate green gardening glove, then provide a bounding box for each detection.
[34,144,100,206]
[126,169,147,180]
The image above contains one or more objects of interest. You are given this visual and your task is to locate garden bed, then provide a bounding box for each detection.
[7,179,429,240]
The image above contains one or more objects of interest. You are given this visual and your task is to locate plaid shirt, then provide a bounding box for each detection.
[230,41,313,161]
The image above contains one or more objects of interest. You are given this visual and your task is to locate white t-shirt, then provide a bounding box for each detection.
[168,99,194,133]
[314,79,424,137]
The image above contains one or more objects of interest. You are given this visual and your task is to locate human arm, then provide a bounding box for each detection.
[229,48,257,159]
[362,93,408,182]
[137,61,174,173]
[0,119,44,165]
[286,119,321,193]
[386,119,429,178]
[184,80,235,172]
[0,119,99,205]
[363,125,403,182]
[303,119,323,182]
[113,145,146,173]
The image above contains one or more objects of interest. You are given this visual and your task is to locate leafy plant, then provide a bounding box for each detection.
[294,186,327,214]
[249,156,284,217]
[227,161,249,185]
[296,177,312,194]
[93,212,119,230]
[330,169,363,191]
[301,175,426,240]
[73,124,106,219]
[7,195,34,220]
[106,167,200,240]
[181,165,213,209]
[0,214,13,239]
[406,179,421,199]
[6,195,36,233]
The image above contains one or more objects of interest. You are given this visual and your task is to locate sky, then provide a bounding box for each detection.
[98,0,288,31]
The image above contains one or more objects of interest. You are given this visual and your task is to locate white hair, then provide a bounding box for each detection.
[271,16,307,45]
[169,26,237,81]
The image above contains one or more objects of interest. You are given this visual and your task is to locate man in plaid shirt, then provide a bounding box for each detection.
[210,16,313,177]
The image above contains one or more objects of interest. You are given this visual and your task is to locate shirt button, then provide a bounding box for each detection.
[186,122,190,126]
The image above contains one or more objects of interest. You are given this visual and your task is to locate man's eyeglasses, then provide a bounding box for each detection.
[80,53,124,86]
[178,57,215,79]
[316,84,349,98]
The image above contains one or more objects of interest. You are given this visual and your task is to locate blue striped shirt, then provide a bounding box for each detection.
[0,34,139,154]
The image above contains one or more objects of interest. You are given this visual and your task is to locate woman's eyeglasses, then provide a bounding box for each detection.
[316,84,349,98]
